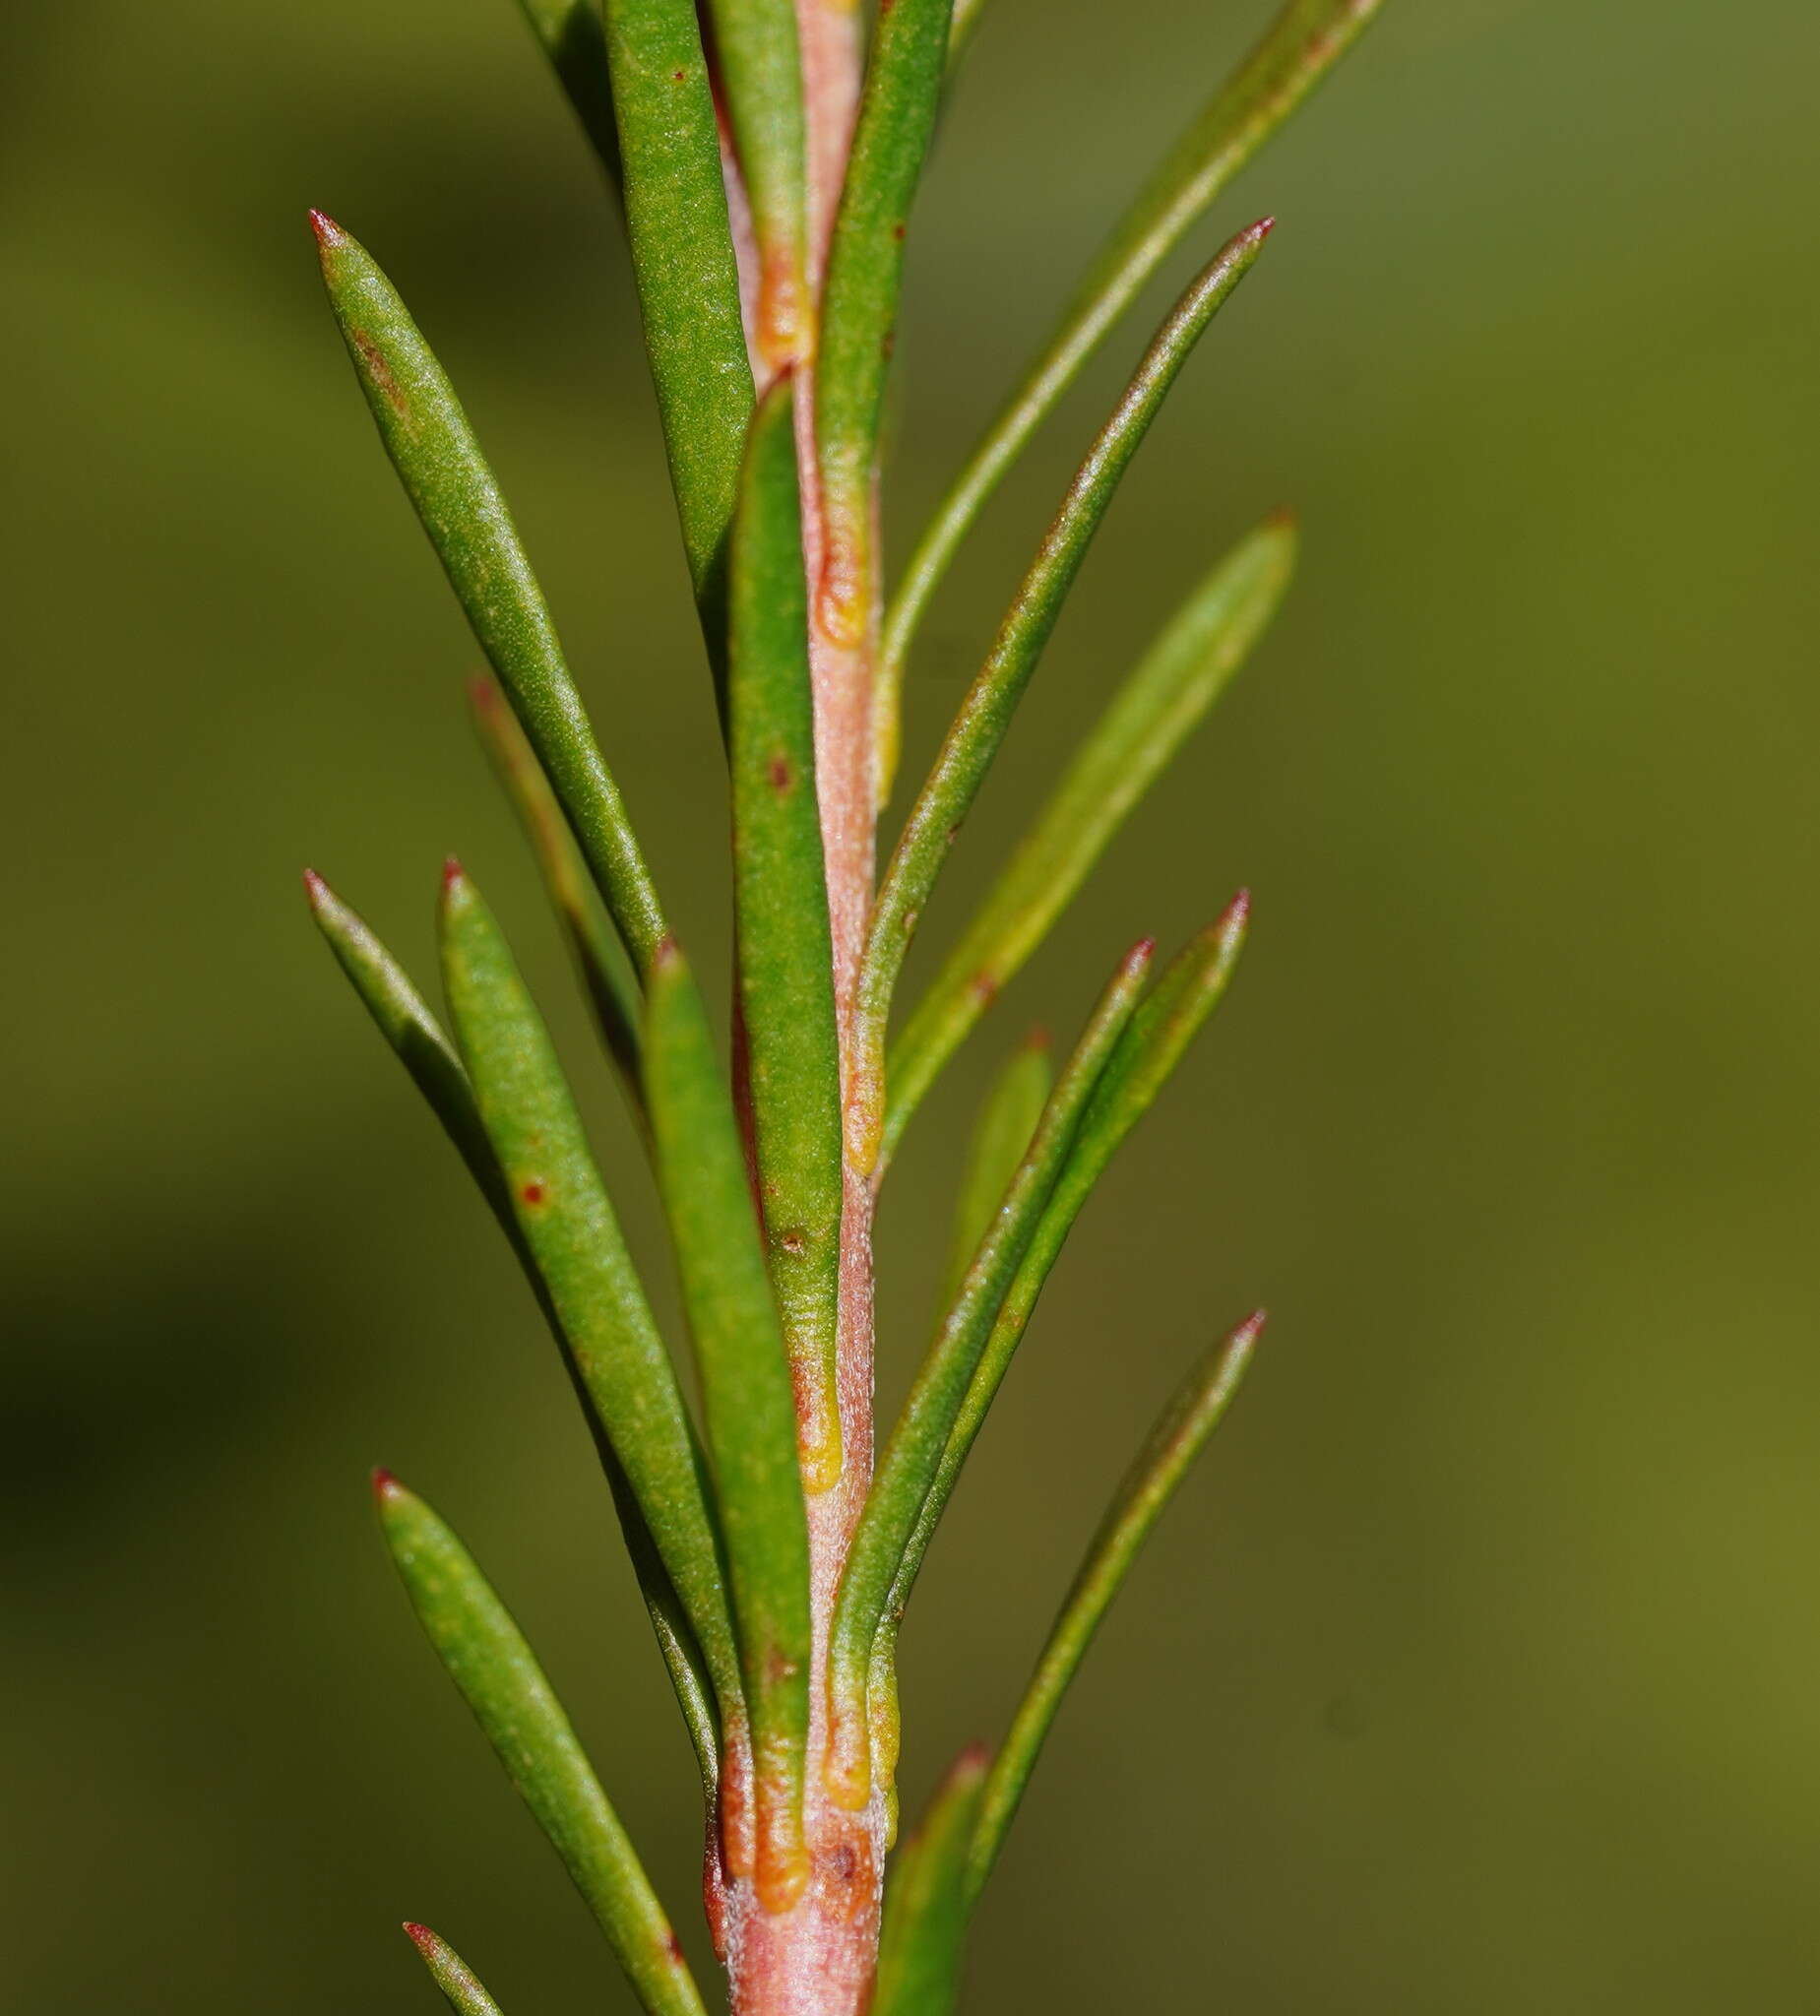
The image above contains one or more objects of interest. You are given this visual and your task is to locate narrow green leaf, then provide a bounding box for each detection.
[881,512,1294,1166]
[941,1030,1053,1310]
[305,870,719,1781]
[826,942,1153,1810]
[968,1311,1264,1894]
[813,0,955,648]
[469,675,647,1127]
[513,0,622,191]
[873,1747,990,2016]
[646,940,813,1913]
[729,382,845,1490]
[879,0,1384,788]
[946,0,988,74]
[403,1923,506,2016]
[438,865,744,1732]
[702,0,809,371]
[376,1478,707,2016]
[848,222,1270,1171]
[311,216,667,972]
[602,0,757,610]
[881,895,1251,1628]
[304,869,508,1222]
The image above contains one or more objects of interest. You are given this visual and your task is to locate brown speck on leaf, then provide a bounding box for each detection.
[350,330,407,415]
[779,1228,807,1257]
[521,1181,547,1206]
[969,971,999,1005]
[892,221,906,242]
[671,68,685,81]
[767,753,794,794]
[665,1931,685,1964]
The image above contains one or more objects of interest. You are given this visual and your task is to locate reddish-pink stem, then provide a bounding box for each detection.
[716,10,886,2014]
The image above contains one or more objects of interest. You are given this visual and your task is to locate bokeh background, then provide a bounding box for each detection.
[7,1,1818,2008]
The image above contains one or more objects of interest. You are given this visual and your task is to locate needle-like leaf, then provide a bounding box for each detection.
[469,674,646,1129]
[645,940,813,1914]
[306,870,719,1785]
[827,941,1154,1810]
[603,0,757,613]
[403,1923,507,2016]
[881,511,1294,1166]
[702,0,809,371]
[729,383,845,1490]
[304,869,509,1223]
[967,1311,1265,1895]
[513,0,622,192]
[814,0,955,647]
[945,0,989,75]
[878,0,1384,788]
[438,865,744,1732]
[940,1030,1053,1310]
[872,1747,989,2016]
[883,895,1251,1626]
[312,215,668,972]
[376,1478,708,2016]
[848,221,1270,1170]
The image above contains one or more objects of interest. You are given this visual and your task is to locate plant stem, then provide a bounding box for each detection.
[720,12,887,2011]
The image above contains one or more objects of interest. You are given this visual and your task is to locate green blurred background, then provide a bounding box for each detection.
[7,1,1818,2007]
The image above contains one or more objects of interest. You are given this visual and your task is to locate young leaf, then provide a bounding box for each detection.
[848,221,1271,1171]
[826,942,1154,1810]
[884,895,1251,1622]
[513,0,622,191]
[303,869,508,1223]
[872,1747,989,2016]
[881,511,1295,1165]
[967,1312,1265,1894]
[728,383,845,1490]
[702,0,809,370]
[814,0,955,647]
[403,1923,507,2016]
[602,0,757,608]
[438,865,744,1731]
[941,1030,1053,1310]
[469,674,646,1128]
[311,216,667,972]
[878,0,1384,784]
[645,940,813,1914]
[376,1478,708,2016]
[305,870,718,1782]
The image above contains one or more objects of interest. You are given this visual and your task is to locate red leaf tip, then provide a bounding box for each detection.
[402,1922,437,1952]
[301,866,327,904]
[1252,215,1278,239]
[371,1466,404,1501]
[1020,1024,1052,1054]
[653,933,681,969]
[307,209,346,249]
[1224,887,1252,927]
[1233,1308,1269,1347]
[441,855,466,892]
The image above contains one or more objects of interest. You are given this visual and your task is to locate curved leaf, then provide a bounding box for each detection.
[885,895,1251,1624]
[881,511,1294,1165]
[878,0,1384,788]
[438,865,744,1731]
[873,1747,989,2016]
[967,1312,1264,1894]
[603,0,757,613]
[468,674,646,1129]
[377,1479,707,2016]
[312,216,667,972]
[403,1923,507,2016]
[646,940,813,1913]
[729,382,845,1489]
[848,221,1270,1171]
[942,1029,1053,1310]
[814,0,955,646]
[826,941,1153,1810]
[305,870,718,1785]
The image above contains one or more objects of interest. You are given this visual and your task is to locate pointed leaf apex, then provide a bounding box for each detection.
[1252,215,1278,240]
[308,208,346,250]
[371,1466,404,1501]
[301,866,328,905]
[1224,887,1252,928]
[652,933,682,971]
[402,1922,435,1949]
[1265,504,1298,532]
[1021,1025,1052,1055]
